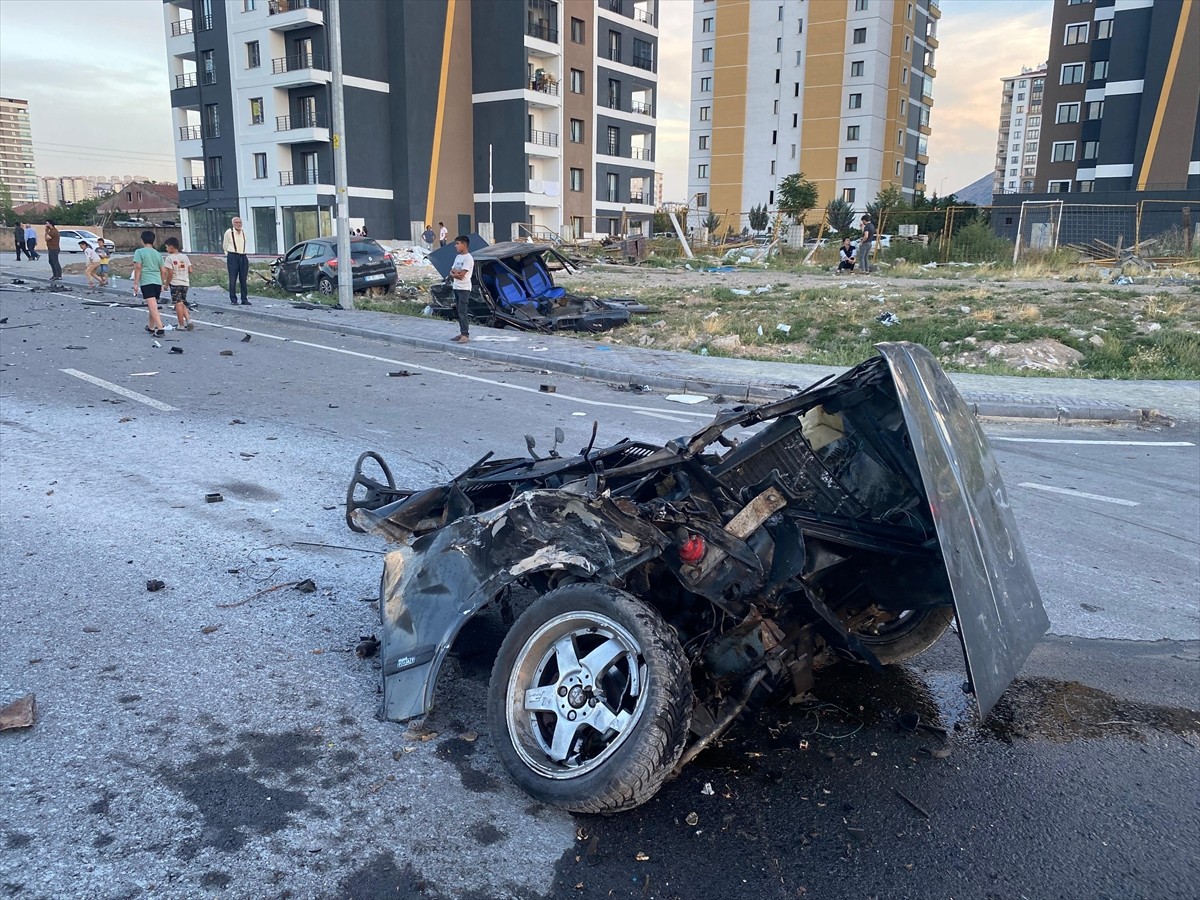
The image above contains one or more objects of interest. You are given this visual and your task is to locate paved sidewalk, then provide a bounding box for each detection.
[6,264,1198,422]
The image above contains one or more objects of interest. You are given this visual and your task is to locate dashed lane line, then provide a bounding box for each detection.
[993,437,1194,447]
[1017,482,1139,506]
[60,368,178,412]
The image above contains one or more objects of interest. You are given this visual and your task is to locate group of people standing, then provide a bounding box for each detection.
[12,220,64,281]
[131,230,194,336]
[836,214,878,275]
[421,222,449,251]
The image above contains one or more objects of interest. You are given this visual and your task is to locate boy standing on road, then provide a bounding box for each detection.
[449,234,474,344]
[162,237,194,331]
[131,230,166,336]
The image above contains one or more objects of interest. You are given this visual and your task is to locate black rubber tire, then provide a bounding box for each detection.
[487,584,692,814]
[853,606,955,664]
[317,275,334,295]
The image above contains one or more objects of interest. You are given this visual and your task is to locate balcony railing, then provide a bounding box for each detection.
[529,78,559,96]
[273,52,326,73]
[526,22,558,43]
[634,7,654,25]
[628,192,645,203]
[170,18,194,36]
[269,0,322,13]
[630,100,653,116]
[528,129,559,146]
[174,72,198,89]
[631,55,653,71]
[279,169,320,185]
[607,97,621,111]
[179,125,202,140]
[277,112,327,131]
[202,70,216,85]
[197,14,213,31]
[605,142,620,156]
[604,190,619,203]
[182,176,212,191]
[630,147,653,161]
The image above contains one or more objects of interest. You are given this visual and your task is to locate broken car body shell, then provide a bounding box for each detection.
[350,342,1047,729]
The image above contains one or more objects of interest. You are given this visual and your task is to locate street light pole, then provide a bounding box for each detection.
[329,0,353,309]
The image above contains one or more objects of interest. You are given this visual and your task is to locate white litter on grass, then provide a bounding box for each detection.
[529,347,549,352]
[666,394,709,405]
[757,325,764,336]
[731,288,751,296]
[959,305,971,313]
[876,312,901,327]
[704,310,720,319]
[776,323,791,333]
[754,285,772,294]
[701,783,715,796]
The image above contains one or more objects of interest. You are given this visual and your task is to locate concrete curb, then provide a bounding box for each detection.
[11,273,1162,423]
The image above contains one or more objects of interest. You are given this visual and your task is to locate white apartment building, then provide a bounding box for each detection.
[0,97,38,205]
[993,65,1046,195]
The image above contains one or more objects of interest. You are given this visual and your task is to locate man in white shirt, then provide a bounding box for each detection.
[449,235,474,343]
[438,222,448,247]
[222,216,251,305]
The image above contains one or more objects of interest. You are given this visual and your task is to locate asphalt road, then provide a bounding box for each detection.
[1,288,1197,900]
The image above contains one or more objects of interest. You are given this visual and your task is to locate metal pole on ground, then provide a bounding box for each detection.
[329,0,353,309]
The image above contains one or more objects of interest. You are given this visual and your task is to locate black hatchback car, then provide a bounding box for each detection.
[274,237,398,295]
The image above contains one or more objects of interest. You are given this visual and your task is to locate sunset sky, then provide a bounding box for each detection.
[0,0,1055,202]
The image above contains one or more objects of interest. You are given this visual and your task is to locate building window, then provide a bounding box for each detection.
[1082,140,1099,160]
[796,50,802,65]
[1066,0,1091,4]
[570,17,584,43]
[1026,141,1038,151]
[1085,100,1104,120]
[1061,63,1084,84]
[249,97,264,124]
[570,168,583,192]
[699,106,710,121]
[253,153,267,179]
[1078,180,1095,192]
[204,103,220,138]
[697,164,708,178]
[844,157,858,172]
[1011,156,1019,164]
[777,5,783,20]
[696,192,708,207]
[842,187,856,202]
[769,190,775,204]
[848,93,862,109]
[855,0,869,9]
[633,37,653,70]
[774,99,779,114]
[701,47,712,62]
[797,18,803,33]
[904,34,911,53]
[906,3,913,20]
[790,144,796,159]
[698,134,708,150]
[1051,141,1076,162]
[850,60,864,77]
[606,125,620,155]
[1048,180,1071,193]
[794,82,800,97]
[1009,168,1017,176]
[775,68,780,83]
[899,98,906,115]
[243,0,255,9]
[702,17,713,33]
[570,69,584,93]
[901,68,908,85]
[770,160,775,175]
[1096,19,1112,40]
[1028,128,1039,139]
[246,41,260,69]
[847,125,860,140]
[1056,102,1080,124]
[776,36,782,52]
[201,50,215,84]
[792,113,798,127]
[1064,23,1089,44]
[771,130,777,145]
[1017,92,1026,101]
[1092,60,1108,80]
[852,27,867,44]
[206,155,223,188]
[700,76,711,92]
[607,30,621,62]
[570,118,584,142]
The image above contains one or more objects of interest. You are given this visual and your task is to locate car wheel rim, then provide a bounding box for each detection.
[318,279,333,294]
[505,611,647,780]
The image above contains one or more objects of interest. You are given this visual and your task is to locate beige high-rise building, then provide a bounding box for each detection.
[687,0,939,227]
[0,97,38,205]
[993,65,1046,196]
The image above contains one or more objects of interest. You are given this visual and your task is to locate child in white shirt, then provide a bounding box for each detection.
[162,237,195,331]
[81,241,102,288]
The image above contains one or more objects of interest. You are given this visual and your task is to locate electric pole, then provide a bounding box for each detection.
[329,0,353,309]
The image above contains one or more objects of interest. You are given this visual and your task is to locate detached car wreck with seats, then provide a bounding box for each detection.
[346,343,1048,813]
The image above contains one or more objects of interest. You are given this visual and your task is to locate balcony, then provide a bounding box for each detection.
[529,77,559,96]
[196,14,213,31]
[279,169,321,186]
[271,53,331,86]
[267,0,324,30]
[169,18,193,36]
[634,7,654,26]
[174,72,198,89]
[631,55,654,72]
[178,125,202,141]
[630,100,653,116]
[276,112,331,143]
[628,191,646,204]
[526,75,561,108]
[528,129,558,147]
[181,175,216,191]
[526,22,558,44]
[630,147,653,161]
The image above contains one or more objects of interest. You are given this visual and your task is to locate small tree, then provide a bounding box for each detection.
[824,197,855,234]
[866,185,905,233]
[652,208,671,235]
[748,203,769,231]
[778,173,818,225]
[703,210,722,232]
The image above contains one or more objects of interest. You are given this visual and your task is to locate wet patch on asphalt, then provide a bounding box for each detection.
[435,737,500,793]
[337,852,428,898]
[215,480,282,502]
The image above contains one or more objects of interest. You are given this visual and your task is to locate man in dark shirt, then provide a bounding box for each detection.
[857,215,876,274]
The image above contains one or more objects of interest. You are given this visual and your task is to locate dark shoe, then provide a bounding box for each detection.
[230,299,239,305]
[451,334,469,343]
[240,299,251,306]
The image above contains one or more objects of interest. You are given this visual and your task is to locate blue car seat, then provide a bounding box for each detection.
[491,266,537,310]
[520,255,567,301]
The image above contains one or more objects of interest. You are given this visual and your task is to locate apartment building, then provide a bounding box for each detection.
[687,0,939,227]
[163,0,658,253]
[0,97,38,205]
[1036,0,1199,194]
[993,65,1047,195]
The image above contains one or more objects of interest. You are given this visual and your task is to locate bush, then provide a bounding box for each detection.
[950,221,1014,263]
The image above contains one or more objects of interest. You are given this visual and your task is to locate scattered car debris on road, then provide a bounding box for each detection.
[145,579,165,592]
[219,350,234,356]
[0,694,36,730]
[204,492,224,503]
[241,334,252,343]
[294,578,317,594]
[356,635,381,658]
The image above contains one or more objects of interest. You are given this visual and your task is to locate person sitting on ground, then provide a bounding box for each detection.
[162,237,194,331]
[81,240,102,288]
[96,241,110,287]
[838,238,856,273]
[131,230,166,336]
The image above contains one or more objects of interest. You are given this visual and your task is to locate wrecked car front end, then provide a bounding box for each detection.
[347,342,1048,812]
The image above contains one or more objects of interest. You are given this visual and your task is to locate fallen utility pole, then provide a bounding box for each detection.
[329,0,354,309]
[668,211,694,259]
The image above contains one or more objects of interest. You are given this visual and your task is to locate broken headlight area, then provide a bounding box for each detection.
[346,342,1048,813]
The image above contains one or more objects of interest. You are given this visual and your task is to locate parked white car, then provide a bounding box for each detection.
[56,229,115,253]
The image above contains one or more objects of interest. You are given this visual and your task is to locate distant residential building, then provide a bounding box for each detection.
[688,0,940,227]
[1036,0,1198,195]
[993,65,1047,195]
[163,0,659,252]
[0,97,38,205]
[38,176,61,205]
[97,181,181,224]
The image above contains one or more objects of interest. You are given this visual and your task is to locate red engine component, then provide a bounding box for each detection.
[679,534,706,564]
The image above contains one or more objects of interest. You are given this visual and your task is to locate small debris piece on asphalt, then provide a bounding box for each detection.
[893,787,932,820]
[169,346,183,354]
[64,345,87,350]
[701,783,715,796]
[241,334,252,342]
[355,635,380,658]
[294,578,317,593]
[230,419,245,424]
[205,492,224,503]
[635,852,650,862]
[0,694,36,730]
[82,626,101,634]
[666,394,708,405]
[539,384,556,393]
[200,625,221,635]
[461,730,478,743]
[220,350,234,356]
[388,370,412,377]
[685,812,699,826]
[146,579,166,592]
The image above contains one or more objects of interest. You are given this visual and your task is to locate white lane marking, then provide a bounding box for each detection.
[1017,482,1139,506]
[993,437,1194,447]
[191,318,721,419]
[634,410,695,424]
[60,368,177,411]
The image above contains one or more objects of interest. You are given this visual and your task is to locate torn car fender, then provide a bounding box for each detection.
[377,490,669,722]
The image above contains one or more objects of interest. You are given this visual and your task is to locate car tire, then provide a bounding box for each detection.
[852,606,955,664]
[487,584,692,814]
[317,276,334,295]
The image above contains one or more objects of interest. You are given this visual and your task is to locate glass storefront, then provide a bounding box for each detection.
[282,205,332,249]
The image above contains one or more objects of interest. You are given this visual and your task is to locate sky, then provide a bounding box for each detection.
[0,0,1053,202]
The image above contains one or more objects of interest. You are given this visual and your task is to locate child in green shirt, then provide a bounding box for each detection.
[131,230,166,335]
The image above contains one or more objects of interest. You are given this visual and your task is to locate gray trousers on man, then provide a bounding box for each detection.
[455,289,471,336]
